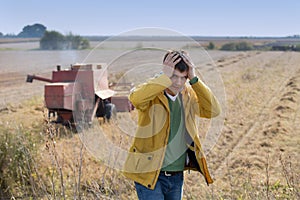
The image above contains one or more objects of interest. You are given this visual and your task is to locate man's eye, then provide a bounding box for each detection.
[171,75,187,81]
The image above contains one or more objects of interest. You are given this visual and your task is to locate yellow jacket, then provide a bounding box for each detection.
[123,74,221,190]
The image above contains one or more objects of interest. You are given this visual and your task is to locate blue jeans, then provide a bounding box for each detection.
[135,172,184,200]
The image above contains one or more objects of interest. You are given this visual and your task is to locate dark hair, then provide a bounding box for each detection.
[163,50,188,72]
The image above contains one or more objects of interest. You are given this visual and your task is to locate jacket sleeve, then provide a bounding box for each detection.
[129,74,172,111]
[190,79,221,118]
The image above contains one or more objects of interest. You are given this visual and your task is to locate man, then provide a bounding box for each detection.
[123,50,221,199]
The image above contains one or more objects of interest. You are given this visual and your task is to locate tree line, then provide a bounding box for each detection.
[207,41,300,52]
[0,23,90,50]
[40,31,90,50]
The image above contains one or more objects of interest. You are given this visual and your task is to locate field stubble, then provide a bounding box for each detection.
[0,41,299,199]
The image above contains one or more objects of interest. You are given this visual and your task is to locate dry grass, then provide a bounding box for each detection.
[0,42,300,199]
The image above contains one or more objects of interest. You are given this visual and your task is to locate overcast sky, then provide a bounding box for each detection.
[1,0,300,37]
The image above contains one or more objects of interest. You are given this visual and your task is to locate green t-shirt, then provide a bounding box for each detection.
[161,95,187,171]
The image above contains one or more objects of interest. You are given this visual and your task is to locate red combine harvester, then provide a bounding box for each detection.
[26,63,130,127]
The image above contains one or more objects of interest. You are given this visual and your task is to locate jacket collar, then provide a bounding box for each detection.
[158,85,189,112]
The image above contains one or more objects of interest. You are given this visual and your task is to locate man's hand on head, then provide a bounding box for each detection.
[181,51,196,80]
[162,52,181,78]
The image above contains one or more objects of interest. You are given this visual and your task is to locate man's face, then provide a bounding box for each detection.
[165,69,188,96]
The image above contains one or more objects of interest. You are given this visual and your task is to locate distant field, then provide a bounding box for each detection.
[0,37,40,43]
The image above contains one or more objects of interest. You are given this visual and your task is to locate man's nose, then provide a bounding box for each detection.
[175,77,184,85]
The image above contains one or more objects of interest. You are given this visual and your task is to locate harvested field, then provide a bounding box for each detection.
[0,39,299,199]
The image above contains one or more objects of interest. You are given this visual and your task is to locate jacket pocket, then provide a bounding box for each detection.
[125,147,158,173]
